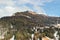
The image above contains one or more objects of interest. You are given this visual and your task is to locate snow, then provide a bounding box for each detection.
[54,31,59,40]
[10,35,15,40]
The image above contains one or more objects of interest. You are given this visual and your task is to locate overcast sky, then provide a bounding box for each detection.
[0,0,60,18]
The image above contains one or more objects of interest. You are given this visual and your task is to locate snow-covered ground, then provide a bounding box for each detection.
[31,34,34,40]
[0,30,7,39]
[54,31,59,40]
[10,35,15,40]
[0,36,4,39]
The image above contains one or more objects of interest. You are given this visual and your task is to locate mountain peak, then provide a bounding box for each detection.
[13,11,37,16]
[25,11,37,15]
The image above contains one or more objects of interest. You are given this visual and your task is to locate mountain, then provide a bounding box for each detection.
[12,11,60,26]
[0,11,60,40]
[0,11,60,28]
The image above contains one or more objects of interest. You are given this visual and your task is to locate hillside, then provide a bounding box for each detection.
[0,11,60,28]
[0,11,60,40]
[13,11,60,24]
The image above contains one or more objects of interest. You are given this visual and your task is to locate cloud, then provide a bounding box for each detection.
[0,6,33,17]
[0,0,15,6]
[0,0,53,17]
[17,0,53,6]
[32,6,46,14]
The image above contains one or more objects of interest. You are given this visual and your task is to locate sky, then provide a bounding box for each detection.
[0,0,60,18]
